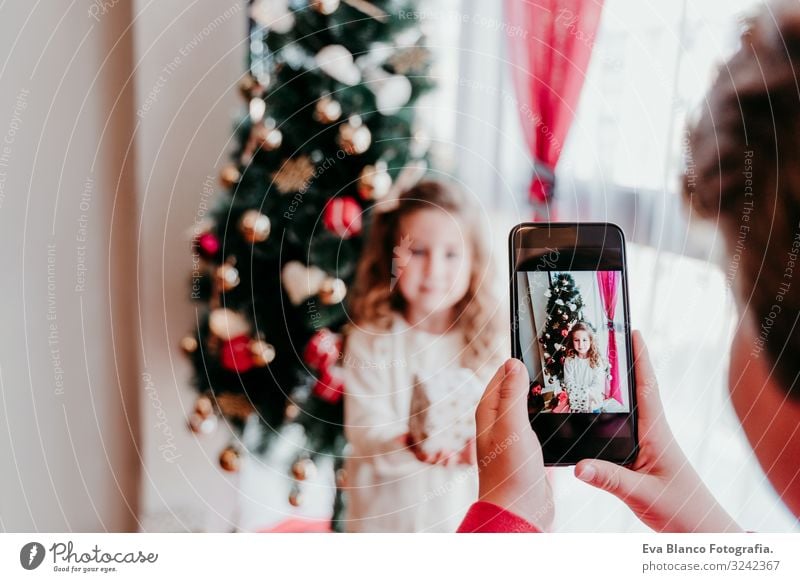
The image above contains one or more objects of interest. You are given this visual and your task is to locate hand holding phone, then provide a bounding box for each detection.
[474,359,554,531]
[470,331,739,532]
[575,331,742,532]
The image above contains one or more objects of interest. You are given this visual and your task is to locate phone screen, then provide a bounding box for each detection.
[510,223,638,465]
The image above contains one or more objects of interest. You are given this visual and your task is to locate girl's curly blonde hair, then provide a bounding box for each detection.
[347,179,503,373]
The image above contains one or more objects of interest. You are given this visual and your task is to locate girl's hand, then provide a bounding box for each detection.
[574,331,742,532]
[474,359,554,531]
[457,438,477,465]
[406,434,455,466]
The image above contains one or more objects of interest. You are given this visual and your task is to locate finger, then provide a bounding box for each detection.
[456,444,469,465]
[493,359,531,435]
[475,362,507,438]
[413,447,428,463]
[631,331,667,432]
[574,459,650,504]
[467,439,477,465]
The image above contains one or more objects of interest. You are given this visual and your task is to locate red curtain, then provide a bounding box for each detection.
[597,271,621,403]
[504,0,604,218]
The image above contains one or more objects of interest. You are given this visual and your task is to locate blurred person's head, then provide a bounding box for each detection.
[348,179,502,371]
[684,0,800,516]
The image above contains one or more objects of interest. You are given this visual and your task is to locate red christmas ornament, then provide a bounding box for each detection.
[312,367,345,404]
[561,328,568,337]
[196,232,220,259]
[304,329,342,371]
[323,197,362,239]
[220,335,255,373]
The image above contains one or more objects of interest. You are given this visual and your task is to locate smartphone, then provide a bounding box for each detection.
[509,223,638,466]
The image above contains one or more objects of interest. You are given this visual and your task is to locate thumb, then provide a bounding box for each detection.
[475,359,530,448]
[574,459,645,502]
[631,331,664,427]
[631,330,673,442]
[494,358,531,435]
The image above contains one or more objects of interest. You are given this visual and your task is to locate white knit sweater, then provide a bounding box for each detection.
[562,356,607,412]
[342,314,493,532]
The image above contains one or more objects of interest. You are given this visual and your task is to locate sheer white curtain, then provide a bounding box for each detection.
[438,0,765,246]
[418,0,531,215]
[557,0,763,255]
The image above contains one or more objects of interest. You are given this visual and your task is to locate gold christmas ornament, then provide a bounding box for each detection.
[311,0,340,15]
[291,458,317,481]
[284,402,300,421]
[252,124,269,144]
[219,164,241,188]
[250,339,276,366]
[288,487,304,507]
[254,121,283,151]
[238,74,262,100]
[337,116,371,155]
[215,263,240,291]
[239,210,271,243]
[180,335,199,355]
[319,277,347,305]
[216,393,255,420]
[208,308,250,341]
[219,446,241,473]
[358,160,391,200]
[335,468,348,488]
[313,96,342,124]
[270,155,316,194]
[194,394,214,418]
[188,412,217,435]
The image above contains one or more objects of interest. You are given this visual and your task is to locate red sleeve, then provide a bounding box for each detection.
[457,501,540,533]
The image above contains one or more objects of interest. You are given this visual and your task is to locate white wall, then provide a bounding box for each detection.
[0,0,347,532]
[132,0,249,531]
[0,1,140,531]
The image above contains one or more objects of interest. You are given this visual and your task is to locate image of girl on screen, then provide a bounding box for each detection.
[562,322,608,413]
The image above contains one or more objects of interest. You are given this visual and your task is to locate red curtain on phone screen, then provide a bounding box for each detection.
[597,271,621,403]
[504,0,604,219]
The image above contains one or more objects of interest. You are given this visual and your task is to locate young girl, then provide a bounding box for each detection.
[562,322,607,413]
[342,179,504,532]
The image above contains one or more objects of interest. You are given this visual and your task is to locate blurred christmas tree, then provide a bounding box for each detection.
[180,0,434,529]
[538,273,584,384]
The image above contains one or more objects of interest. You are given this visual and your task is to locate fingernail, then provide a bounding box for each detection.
[505,359,518,375]
[576,465,596,483]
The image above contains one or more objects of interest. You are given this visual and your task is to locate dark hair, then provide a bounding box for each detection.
[683,0,800,396]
